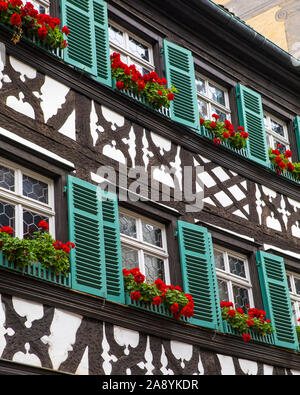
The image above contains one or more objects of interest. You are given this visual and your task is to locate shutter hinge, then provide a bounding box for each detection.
[174,231,178,237]
[160,48,164,54]
[63,186,67,193]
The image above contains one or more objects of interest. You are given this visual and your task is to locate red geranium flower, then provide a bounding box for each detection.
[115,80,124,90]
[242,333,251,342]
[10,13,22,25]
[152,296,162,306]
[134,273,145,284]
[62,26,70,35]
[130,291,141,301]
[0,226,13,235]
[38,220,49,230]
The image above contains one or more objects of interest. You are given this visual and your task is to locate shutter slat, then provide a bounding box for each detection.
[236,84,269,167]
[294,116,300,161]
[67,175,106,297]
[163,40,199,130]
[93,0,111,86]
[177,221,222,330]
[100,190,124,304]
[61,0,97,75]
[256,251,298,350]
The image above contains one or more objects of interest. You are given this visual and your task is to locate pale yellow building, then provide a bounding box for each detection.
[216,0,300,57]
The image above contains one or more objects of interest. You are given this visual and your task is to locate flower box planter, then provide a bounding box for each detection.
[269,162,300,184]
[222,320,275,345]
[125,294,189,322]
[0,23,64,59]
[112,78,171,118]
[200,126,249,159]
[0,251,71,288]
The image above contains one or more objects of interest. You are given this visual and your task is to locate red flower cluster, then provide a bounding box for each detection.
[201,115,249,150]
[123,268,194,320]
[0,1,69,49]
[0,226,13,234]
[271,148,294,174]
[220,301,273,343]
[111,52,176,109]
[38,220,49,230]
[53,240,75,254]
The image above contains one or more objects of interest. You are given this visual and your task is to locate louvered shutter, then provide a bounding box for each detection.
[100,189,124,304]
[177,220,221,330]
[256,251,298,350]
[236,84,269,167]
[294,116,300,161]
[163,40,200,130]
[93,0,111,86]
[67,175,106,297]
[61,0,97,75]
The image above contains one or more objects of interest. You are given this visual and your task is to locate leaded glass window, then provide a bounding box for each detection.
[0,158,55,238]
[119,210,169,284]
[195,74,231,122]
[213,246,253,311]
[287,272,300,325]
[108,21,154,76]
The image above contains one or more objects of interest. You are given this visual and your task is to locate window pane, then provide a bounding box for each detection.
[129,37,150,62]
[214,250,225,271]
[119,214,137,238]
[232,284,249,311]
[121,246,139,270]
[287,275,292,292]
[0,165,15,191]
[23,210,48,237]
[142,222,162,247]
[197,99,208,119]
[229,255,246,278]
[295,278,300,295]
[144,254,164,283]
[22,175,48,204]
[109,25,125,47]
[210,106,227,122]
[271,120,285,137]
[0,200,15,230]
[218,278,229,302]
[208,83,225,106]
[195,77,206,95]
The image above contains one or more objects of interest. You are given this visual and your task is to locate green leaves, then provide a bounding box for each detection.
[0,230,71,275]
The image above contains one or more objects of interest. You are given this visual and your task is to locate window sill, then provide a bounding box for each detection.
[0,252,70,288]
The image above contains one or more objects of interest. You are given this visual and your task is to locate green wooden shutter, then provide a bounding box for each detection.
[61,0,97,75]
[100,189,124,304]
[256,251,298,350]
[163,40,199,130]
[236,84,269,167]
[294,116,300,161]
[93,0,111,86]
[177,220,221,330]
[67,175,106,297]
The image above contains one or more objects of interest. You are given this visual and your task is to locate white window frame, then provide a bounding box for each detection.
[214,245,254,309]
[287,271,300,325]
[264,112,290,151]
[31,0,50,14]
[195,73,231,121]
[108,20,154,74]
[119,208,170,285]
[0,157,55,239]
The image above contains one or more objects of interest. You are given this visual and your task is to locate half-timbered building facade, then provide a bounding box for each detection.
[0,0,300,375]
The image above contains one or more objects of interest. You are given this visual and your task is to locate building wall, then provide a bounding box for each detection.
[216,0,300,58]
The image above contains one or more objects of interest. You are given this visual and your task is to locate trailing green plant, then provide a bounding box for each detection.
[296,324,300,342]
[200,115,249,150]
[221,301,274,342]
[123,267,194,320]
[111,52,177,110]
[0,221,74,275]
